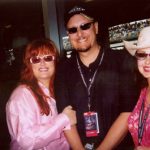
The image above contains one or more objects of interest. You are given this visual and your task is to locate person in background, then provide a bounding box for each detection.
[54,4,138,150]
[97,26,150,150]
[6,38,76,150]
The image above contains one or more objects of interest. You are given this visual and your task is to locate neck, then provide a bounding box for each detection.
[148,78,150,86]
[79,44,101,67]
[39,80,50,88]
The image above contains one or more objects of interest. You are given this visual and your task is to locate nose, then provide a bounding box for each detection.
[76,28,83,37]
[40,58,46,65]
[145,55,150,64]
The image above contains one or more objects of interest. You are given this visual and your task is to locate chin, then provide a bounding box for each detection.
[76,47,91,52]
[143,74,150,78]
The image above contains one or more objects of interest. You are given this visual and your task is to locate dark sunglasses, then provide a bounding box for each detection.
[135,52,150,60]
[67,22,94,34]
[30,55,55,64]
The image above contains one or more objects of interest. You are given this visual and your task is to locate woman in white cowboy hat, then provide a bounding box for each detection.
[97,26,150,150]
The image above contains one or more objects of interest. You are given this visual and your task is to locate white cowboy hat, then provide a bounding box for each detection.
[123,26,150,56]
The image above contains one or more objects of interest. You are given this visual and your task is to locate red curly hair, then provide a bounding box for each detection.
[20,38,59,115]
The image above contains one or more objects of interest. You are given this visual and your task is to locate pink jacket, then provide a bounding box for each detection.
[6,84,70,150]
[128,88,150,147]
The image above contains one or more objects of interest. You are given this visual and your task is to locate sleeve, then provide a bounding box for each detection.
[54,60,70,113]
[6,87,70,149]
[118,50,140,112]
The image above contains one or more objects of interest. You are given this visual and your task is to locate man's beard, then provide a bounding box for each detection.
[75,45,91,53]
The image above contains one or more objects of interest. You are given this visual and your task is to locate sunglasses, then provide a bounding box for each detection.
[67,22,94,34]
[135,52,150,60]
[30,55,55,64]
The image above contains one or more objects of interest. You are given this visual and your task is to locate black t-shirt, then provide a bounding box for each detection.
[54,48,139,148]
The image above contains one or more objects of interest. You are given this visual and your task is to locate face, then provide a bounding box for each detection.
[30,53,55,86]
[67,14,98,52]
[136,48,150,79]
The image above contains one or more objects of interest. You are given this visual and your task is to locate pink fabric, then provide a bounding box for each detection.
[128,88,150,147]
[6,84,70,150]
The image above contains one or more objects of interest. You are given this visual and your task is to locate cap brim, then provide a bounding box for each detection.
[123,40,137,56]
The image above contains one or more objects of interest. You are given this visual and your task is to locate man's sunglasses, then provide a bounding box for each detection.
[30,55,55,64]
[135,52,150,60]
[67,22,94,34]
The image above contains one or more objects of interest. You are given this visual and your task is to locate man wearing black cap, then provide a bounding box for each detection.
[54,4,138,150]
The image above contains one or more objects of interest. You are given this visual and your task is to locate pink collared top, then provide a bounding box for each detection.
[128,88,150,147]
[6,83,70,150]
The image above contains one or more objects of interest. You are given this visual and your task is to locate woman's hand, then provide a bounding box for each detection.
[135,146,150,150]
[63,105,77,125]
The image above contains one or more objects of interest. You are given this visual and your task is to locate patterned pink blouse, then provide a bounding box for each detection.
[6,83,70,150]
[128,88,150,147]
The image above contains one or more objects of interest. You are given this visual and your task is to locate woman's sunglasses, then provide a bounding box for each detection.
[30,55,55,64]
[67,22,94,34]
[135,52,150,60]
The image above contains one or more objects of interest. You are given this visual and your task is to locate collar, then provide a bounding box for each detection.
[38,81,50,96]
[77,47,104,69]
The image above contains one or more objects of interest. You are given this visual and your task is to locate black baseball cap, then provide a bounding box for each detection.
[64,5,96,27]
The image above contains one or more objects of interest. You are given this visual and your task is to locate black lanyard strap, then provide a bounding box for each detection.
[138,99,150,145]
[76,52,104,111]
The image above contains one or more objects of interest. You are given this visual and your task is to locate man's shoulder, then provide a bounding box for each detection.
[56,51,77,72]
[102,48,119,62]
[59,51,76,65]
[103,48,133,63]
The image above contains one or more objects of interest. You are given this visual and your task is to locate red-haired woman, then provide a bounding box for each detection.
[6,39,76,150]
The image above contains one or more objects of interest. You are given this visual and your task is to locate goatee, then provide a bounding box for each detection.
[75,46,91,53]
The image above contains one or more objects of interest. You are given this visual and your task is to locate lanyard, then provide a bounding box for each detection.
[138,99,150,145]
[76,52,104,111]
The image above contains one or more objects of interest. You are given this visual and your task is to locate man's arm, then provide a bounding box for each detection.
[96,112,130,150]
[54,60,84,149]
[64,125,85,150]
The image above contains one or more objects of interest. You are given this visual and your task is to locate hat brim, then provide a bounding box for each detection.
[123,40,138,56]
[65,12,94,26]
[123,40,150,56]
